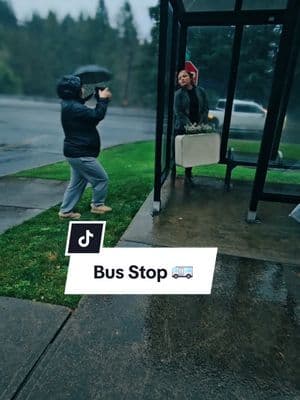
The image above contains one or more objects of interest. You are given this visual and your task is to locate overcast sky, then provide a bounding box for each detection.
[9,0,158,39]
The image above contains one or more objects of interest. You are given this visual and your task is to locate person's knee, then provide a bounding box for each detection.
[102,171,109,182]
[97,173,108,184]
[93,174,108,189]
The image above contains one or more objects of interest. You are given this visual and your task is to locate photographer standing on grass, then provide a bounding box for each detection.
[56,75,112,219]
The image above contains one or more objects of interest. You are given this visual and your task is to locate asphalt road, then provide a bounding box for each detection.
[0,97,155,176]
[1,97,298,177]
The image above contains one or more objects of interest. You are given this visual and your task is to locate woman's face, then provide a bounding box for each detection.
[178,71,192,88]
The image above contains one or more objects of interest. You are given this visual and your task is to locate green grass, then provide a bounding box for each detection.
[228,139,300,160]
[176,139,300,184]
[1,139,299,308]
[1,141,154,308]
[176,164,300,185]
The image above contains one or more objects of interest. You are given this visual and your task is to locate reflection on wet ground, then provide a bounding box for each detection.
[143,257,299,398]
[20,255,300,399]
[105,177,299,399]
[16,177,300,399]
[122,176,300,264]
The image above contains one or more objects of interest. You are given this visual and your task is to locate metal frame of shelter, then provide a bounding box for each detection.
[153,0,300,221]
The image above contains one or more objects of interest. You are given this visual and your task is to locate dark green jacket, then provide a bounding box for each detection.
[174,86,209,133]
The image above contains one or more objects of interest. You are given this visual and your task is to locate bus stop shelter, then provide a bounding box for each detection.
[153,0,300,222]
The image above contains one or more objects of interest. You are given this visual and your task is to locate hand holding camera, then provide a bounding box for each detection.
[95,86,112,100]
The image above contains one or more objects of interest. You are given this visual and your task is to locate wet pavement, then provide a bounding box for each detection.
[15,256,300,399]
[121,176,300,265]
[0,176,67,234]
[1,175,299,399]
[0,297,71,400]
[0,96,155,176]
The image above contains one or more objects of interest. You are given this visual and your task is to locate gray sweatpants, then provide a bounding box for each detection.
[60,157,108,213]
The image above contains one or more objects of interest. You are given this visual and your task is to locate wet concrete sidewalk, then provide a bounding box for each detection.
[0,298,71,400]
[1,176,300,399]
[0,176,67,234]
[12,257,300,399]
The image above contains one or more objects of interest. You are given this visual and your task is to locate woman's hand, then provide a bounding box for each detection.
[98,88,112,100]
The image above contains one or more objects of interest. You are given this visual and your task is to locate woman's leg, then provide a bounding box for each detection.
[185,167,193,180]
[75,157,109,207]
[60,159,88,213]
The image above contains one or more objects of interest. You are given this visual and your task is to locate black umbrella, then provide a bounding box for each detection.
[73,65,112,84]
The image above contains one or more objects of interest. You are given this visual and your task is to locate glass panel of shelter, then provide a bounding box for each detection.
[186,24,282,164]
[186,26,234,129]
[264,50,300,198]
[227,25,282,160]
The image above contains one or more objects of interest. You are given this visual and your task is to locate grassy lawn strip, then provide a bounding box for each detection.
[176,139,300,184]
[228,139,300,160]
[175,164,300,185]
[1,141,154,309]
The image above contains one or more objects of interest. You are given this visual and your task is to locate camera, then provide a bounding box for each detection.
[94,86,106,100]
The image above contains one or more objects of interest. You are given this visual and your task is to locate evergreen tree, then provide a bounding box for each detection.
[237,25,281,106]
[0,1,21,93]
[187,24,281,107]
[0,0,17,27]
[117,1,139,106]
[1,0,294,113]
[134,4,159,107]
[96,0,109,27]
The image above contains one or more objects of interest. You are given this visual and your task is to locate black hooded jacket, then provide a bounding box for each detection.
[61,98,109,158]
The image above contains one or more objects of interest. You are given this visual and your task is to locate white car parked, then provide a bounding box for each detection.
[208,99,267,134]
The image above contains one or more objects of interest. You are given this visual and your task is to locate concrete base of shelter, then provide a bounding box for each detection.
[121,175,300,265]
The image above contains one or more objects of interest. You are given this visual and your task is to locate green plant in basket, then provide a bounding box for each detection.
[184,122,216,134]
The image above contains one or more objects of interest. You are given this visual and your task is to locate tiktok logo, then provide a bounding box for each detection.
[65,222,106,255]
[78,230,94,248]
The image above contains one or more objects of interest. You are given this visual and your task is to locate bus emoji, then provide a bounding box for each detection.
[172,266,193,279]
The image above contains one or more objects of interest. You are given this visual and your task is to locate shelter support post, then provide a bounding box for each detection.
[166,10,180,173]
[220,24,243,162]
[153,0,169,213]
